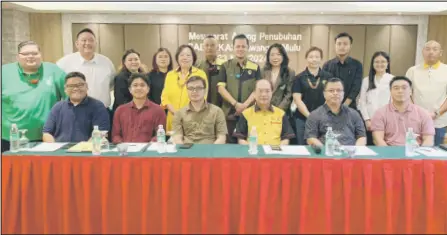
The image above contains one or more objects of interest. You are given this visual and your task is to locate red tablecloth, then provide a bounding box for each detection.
[2,155,447,234]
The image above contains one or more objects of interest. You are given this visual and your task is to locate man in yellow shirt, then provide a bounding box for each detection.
[233,79,295,145]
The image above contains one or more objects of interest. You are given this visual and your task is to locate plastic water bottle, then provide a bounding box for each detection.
[91,125,101,156]
[405,127,417,157]
[9,123,20,153]
[248,126,258,155]
[325,126,335,156]
[157,125,166,153]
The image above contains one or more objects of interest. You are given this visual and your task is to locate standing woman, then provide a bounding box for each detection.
[161,45,208,132]
[112,49,146,112]
[358,51,393,145]
[292,47,332,145]
[262,43,295,111]
[148,48,173,105]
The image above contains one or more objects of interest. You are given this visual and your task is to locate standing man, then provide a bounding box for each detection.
[56,28,116,109]
[323,32,363,109]
[1,40,66,152]
[216,34,261,142]
[406,40,447,146]
[196,35,226,106]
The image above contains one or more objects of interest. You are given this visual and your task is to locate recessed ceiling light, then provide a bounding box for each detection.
[320,12,324,14]
[244,11,248,15]
[397,12,402,15]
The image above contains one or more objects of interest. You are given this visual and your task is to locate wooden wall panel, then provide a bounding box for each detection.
[428,15,447,63]
[297,25,312,73]
[160,24,179,68]
[310,25,330,62]
[389,25,417,76]
[29,13,63,63]
[124,24,160,70]
[71,23,100,53]
[328,25,366,66]
[363,25,391,77]
[178,25,191,47]
[98,24,124,69]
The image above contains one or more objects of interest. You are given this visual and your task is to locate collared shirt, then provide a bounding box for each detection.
[371,103,435,146]
[112,99,166,143]
[2,62,66,141]
[406,61,447,128]
[172,102,228,144]
[161,66,208,132]
[197,57,225,106]
[322,56,363,109]
[357,73,394,121]
[42,96,110,142]
[233,104,295,145]
[147,70,168,105]
[56,52,116,107]
[305,104,366,145]
[261,67,295,111]
[292,67,333,120]
[216,58,262,116]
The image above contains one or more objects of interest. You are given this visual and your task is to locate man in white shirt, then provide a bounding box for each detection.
[406,40,447,146]
[56,28,116,108]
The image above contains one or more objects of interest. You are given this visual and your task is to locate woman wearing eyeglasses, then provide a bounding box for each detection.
[161,44,208,133]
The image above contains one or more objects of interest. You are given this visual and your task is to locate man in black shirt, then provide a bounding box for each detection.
[323,32,363,109]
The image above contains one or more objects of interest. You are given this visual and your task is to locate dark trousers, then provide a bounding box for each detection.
[366,130,374,146]
[226,119,238,144]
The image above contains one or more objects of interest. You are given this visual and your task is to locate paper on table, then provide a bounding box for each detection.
[262,145,310,155]
[416,147,447,157]
[146,143,159,152]
[344,146,378,156]
[110,143,148,153]
[29,142,69,152]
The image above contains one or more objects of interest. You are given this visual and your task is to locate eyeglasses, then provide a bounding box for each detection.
[65,83,86,90]
[187,87,205,92]
[19,52,39,57]
[325,89,344,94]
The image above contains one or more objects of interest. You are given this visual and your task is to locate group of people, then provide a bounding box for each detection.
[1,27,446,152]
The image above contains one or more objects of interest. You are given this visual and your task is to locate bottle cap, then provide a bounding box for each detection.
[11,124,17,128]
[159,125,164,129]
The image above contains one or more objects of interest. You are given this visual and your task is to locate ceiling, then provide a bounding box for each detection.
[4,1,447,15]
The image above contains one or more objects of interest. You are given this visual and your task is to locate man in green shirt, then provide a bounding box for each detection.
[216,34,261,142]
[1,40,66,152]
[196,35,226,107]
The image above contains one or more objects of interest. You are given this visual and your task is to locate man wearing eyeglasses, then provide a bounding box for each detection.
[305,77,366,147]
[1,40,67,152]
[196,35,226,107]
[172,76,227,144]
[42,72,110,143]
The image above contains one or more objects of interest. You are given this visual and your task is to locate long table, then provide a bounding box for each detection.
[2,144,447,234]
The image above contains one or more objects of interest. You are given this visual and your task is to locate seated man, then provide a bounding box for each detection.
[42,72,110,142]
[371,76,435,146]
[233,79,295,145]
[112,73,166,143]
[172,76,227,144]
[305,77,366,146]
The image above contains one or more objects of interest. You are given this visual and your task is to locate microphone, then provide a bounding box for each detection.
[311,144,322,154]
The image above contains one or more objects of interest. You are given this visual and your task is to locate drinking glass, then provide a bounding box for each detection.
[117,143,128,156]
[166,136,177,153]
[333,133,342,155]
[344,146,356,158]
[100,131,110,152]
[19,129,30,150]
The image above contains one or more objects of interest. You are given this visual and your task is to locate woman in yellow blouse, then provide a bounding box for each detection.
[161,44,208,132]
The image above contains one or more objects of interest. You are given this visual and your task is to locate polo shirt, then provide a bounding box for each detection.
[1,62,66,141]
[322,56,363,109]
[56,52,116,107]
[172,101,228,144]
[406,61,447,128]
[371,103,435,146]
[292,67,332,120]
[304,104,366,145]
[233,105,295,145]
[112,99,166,143]
[216,58,262,116]
[42,96,110,142]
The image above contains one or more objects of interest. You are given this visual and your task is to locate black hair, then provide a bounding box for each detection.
[205,35,216,39]
[233,34,250,47]
[17,40,40,53]
[324,77,344,90]
[264,43,290,81]
[389,76,412,89]
[76,28,96,39]
[151,47,173,72]
[128,73,150,87]
[175,45,197,67]
[120,49,142,73]
[65,71,86,83]
[367,51,391,91]
[186,76,207,88]
[335,32,353,44]
[305,46,323,58]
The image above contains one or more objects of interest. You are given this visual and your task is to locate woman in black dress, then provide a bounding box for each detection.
[147,48,173,105]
